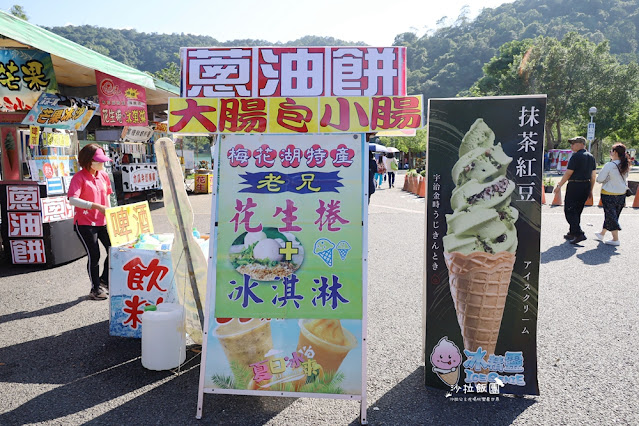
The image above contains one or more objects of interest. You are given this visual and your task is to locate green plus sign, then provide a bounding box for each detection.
[279,241,299,261]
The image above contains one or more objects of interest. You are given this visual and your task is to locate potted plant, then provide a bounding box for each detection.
[406,169,418,193]
[543,176,554,193]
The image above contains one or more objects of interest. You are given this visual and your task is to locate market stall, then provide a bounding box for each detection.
[0,10,179,267]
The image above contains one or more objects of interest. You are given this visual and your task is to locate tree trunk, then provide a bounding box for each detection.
[555,121,562,148]
[545,122,555,150]
[591,139,600,163]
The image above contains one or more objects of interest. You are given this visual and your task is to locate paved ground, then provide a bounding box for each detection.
[1,172,638,425]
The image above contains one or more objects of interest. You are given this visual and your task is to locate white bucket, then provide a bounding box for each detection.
[141,303,187,370]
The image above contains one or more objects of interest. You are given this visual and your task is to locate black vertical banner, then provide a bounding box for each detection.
[424,96,546,396]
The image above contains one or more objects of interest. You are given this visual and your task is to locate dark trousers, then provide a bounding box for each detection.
[75,223,111,292]
[387,171,395,187]
[601,194,625,231]
[564,182,590,236]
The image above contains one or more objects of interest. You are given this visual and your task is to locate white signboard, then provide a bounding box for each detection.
[587,122,595,141]
[120,163,161,192]
[181,47,407,98]
[122,126,154,142]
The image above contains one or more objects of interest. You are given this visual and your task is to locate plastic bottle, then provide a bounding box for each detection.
[192,227,200,239]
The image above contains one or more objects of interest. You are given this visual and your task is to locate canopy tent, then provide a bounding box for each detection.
[0,10,178,116]
[368,143,388,152]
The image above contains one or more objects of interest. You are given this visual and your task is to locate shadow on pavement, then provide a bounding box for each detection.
[540,241,578,264]
[0,296,85,325]
[90,367,295,425]
[576,244,620,265]
[0,260,48,277]
[0,321,291,424]
[355,367,535,425]
[0,321,158,423]
[0,254,85,278]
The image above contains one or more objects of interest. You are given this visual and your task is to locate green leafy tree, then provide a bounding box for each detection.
[153,57,180,86]
[378,128,427,168]
[471,32,639,152]
[395,0,639,100]
[468,39,533,96]
[9,5,28,20]
[523,33,638,151]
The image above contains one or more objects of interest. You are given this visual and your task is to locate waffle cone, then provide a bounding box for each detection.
[444,251,515,357]
[437,369,460,386]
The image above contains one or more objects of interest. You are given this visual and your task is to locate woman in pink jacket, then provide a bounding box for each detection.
[67,144,113,300]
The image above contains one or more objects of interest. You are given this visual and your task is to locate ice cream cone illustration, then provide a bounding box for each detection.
[442,119,518,359]
[444,251,514,357]
[430,336,462,386]
[336,241,351,261]
[313,238,335,267]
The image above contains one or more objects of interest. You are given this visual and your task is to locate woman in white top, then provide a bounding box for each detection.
[382,153,398,188]
[594,143,630,246]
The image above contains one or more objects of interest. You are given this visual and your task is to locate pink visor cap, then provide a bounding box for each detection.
[92,148,111,163]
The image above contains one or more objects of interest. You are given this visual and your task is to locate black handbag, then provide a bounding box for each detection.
[613,162,633,197]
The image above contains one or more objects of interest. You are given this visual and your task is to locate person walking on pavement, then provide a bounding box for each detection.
[553,136,597,244]
[383,152,398,188]
[67,144,113,300]
[374,156,386,188]
[594,143,630,246]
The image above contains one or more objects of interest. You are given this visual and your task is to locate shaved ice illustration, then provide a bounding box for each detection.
[430,336,462,386]
[336,241,351,261]
[313,238,335,267]
[229,228,303,281]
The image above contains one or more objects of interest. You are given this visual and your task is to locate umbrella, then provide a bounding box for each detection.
[386,147,400,153]
[368,143,388,152]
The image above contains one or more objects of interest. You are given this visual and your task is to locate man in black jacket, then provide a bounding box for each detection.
[553,136,597,244]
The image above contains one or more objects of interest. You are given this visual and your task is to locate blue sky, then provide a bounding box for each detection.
[2,0,513,46]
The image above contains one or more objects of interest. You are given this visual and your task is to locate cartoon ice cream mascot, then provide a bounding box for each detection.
[430,336,462,386]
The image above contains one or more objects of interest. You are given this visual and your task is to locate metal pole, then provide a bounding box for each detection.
[588,116,593,152]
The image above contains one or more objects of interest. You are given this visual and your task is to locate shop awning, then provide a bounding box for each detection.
[0,10,178,107]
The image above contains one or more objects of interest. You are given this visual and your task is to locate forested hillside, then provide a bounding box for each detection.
[46,0,639,101]
[395,0,639,100]
[40,0,639,151]
[45,25,364,74]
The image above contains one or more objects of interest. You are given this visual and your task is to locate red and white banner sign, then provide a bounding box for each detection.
[41,196,74,223]
[8,212,43,237]
[10,239,46,264]
[7,184,40,211]
[181,47,406,98]
[95,71,148,127]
